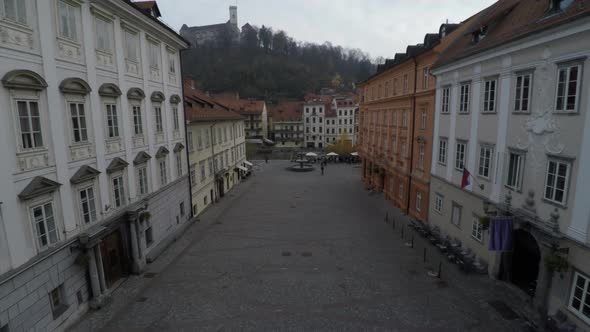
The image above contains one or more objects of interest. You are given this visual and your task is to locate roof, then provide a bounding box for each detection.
[325,107,337,118]
[133,1,161,18]
[210,94,266,114]
[181,22,231,33]
[269,101,303,122]
[183,80,244,122]
[434,0,590,69]
[123,0,189,47]
[304,94,333,105]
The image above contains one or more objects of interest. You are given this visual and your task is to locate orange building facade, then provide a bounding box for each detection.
[357,23,468,222]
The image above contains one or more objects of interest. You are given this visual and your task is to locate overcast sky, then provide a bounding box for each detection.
[155,0,495,59]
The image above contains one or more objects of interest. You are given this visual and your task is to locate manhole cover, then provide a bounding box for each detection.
[302,252,312,257]
[488,300,520,320]
[143,272,157,278]
[282,251,292,256]
[136,296,148,302]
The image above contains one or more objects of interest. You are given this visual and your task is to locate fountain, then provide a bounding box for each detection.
[288,152,315,172]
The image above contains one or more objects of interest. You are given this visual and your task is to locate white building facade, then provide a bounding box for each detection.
[303,101,326,149]
[0,1,189,331]
[430,7,590,328]
[334,97,358,145]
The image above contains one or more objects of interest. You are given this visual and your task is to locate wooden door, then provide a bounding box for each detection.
[100,230,125,288]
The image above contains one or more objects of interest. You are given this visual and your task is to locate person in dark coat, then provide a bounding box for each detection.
[320,164,325,175]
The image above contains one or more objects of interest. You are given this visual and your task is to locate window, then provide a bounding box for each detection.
[155,107,163,133]
[398,184,403,199]
[68,103,88,143]
[2,0,26,24]
[190,165,197,185]
[403,74,408,93]
[434,193,443,213]
[459,83,470,113]
[132,105,143,136]
[173,106,179,131]
[204,128,210,147]
[168,53,176,74]
[455,142,466,170]
[180,202,185,217]
[421,110,427,129]
[145,226,153,247]
[58,0,77,41]
[49,285,68,319]
[506,151,524,190]
[471,217,483,242]
[137,166,148,196]
[569,271,590,324]
[204,160,209,178]
[438,139,447,165]
[95,17,112,51]
[451,203,461,227]
[124,30,139,61]
[402,111,407,127]
[555,64,582,112]
[422,67,429,89]
[441,87,450,114]
[79,187,97,224]
[478,145,493,179]
[418,143,425,170]
[176,153,182,176]
[416,192,422,212]
[393,78,398,95]
[106,104,119,138]
[544,159,571,205]
[112,176,125,208]
[148,42,160,69]
[483,79,497,113]
[401,142,407,158]
[514,73,532,112]
[17,100,43,149]
[159,159,167,186]
[32,202,57,249]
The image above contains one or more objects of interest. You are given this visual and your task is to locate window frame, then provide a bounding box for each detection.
[451,202,462,228]
[543,158,572,206]
[438,138,448,165]
[415,191,422,212]
[16,98,44,151]
[459,82,470,114]
[505,150,525,191]
[154,105,163,133]
[455,141,467,171]
[159,158,168,186]
[124,29,140,62]
[94,15,113,52]
[69,102,88,144]
[555,62,583,113]
[78,185,97,224]
[137,165,149,196]
[30,201,58,251]
[514,71,533,113]
[441,87,451,114]
[471,216,484,242]
[434,193,444,214]
[482,78,498,113]
[111,174,125,208]
[568,271,590,325]
[132,104,143,136]
[105,103,119,139]
[57,0,79,42]
[1,0,27,25]
[478,144,494,179]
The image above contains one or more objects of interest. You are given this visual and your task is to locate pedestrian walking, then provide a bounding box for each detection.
[321,164,325,175]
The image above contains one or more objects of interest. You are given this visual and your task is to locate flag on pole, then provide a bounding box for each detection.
[461,168,471,189]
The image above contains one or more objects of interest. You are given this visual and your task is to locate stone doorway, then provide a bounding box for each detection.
[501,229,541,297]
[100,230,127,288]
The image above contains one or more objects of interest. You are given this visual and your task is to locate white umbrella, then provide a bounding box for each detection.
[351,152,359,156]
[327,152,339,156]
[305,152,318,157]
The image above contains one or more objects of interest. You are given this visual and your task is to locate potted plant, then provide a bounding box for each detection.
[139,211,151,223]
[479,216,491,230]
[544,252,569,275]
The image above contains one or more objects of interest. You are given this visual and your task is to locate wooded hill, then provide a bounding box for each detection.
[181,25,375,100]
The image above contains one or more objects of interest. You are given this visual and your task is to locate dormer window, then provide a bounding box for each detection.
[548,0,574,13]
[472,25,488,44]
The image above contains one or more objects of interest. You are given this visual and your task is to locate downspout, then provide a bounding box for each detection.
[210,122,217,202]
[406,57,418,215]
[179,48,193,219]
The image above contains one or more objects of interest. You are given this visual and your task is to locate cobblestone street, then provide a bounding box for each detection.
[71,161,536,332]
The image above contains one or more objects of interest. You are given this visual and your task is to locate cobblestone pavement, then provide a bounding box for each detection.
[70,161,538,332]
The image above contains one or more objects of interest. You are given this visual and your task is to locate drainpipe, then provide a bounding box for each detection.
[179,48,193,218]
[406,57,418,216]
[210,122,217,202]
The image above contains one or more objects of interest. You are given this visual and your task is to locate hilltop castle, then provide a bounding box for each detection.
[180,6,255,47]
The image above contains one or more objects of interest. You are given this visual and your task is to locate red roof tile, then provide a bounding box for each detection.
[269,101,303,122]
[210,94,266,114]
[183,81,243,122]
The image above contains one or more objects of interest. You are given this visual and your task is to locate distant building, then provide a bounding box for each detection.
[303,95,332,149]
[269,101,304,147]
[210,93,268,139]
[0,1,188,330]
[184,80,247,217]
[180,6,245,47]
[334,95,359,145]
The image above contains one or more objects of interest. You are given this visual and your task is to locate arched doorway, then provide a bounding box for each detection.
[511,229,540,297]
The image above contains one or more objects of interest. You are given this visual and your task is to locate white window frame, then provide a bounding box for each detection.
[514,72,532,112]
[418,142,425,170]
[441,87,450,114]
[459,83,470,114]
[506,151,525,191]
[555,63,582,113]
[471,216,483,242]
[434,193,443,214]
[438,138,447,165]
[187,131,195,152]
[105,103,119,138]
[173,106,179,131]
[451,202,461,227]
[16,99,44,150]
[421,110,427,129]
[31,201,58,251]
[154,106,163,133]
[569,271,590,325]
[124,29,139,62]
[416,192,422,212]
[482,78,497,113]
[69,102,88,143]
[79,186,97,224]
[544,158,571,205]
[478,145,494,179]
[402,111,408,127]
[176,152,182,177]
[137,165,149,196]
[422,67,429,89]
[132,104,143,136]
[148,41,160,69]
[190,164,197,185]
[57,0,78,41]
[159,158,167,186]
[455,141,467,171]
[111,174,125,208]
[168,52,176,74]
[1,0,27,25]
[95,16,112,52]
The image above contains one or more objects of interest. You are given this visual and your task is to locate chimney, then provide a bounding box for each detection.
[229,6,238,27]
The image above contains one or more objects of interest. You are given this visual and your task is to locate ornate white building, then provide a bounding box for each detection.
[0,1,188,331]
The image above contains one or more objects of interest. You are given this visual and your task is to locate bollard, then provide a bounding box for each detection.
[423,247,427,263]
[385,212,388,223]
[438,262,442,279]
[401,225,404,239]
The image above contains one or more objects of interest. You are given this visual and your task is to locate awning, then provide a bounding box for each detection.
[236,166,248,172]
[244,161,253,167]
